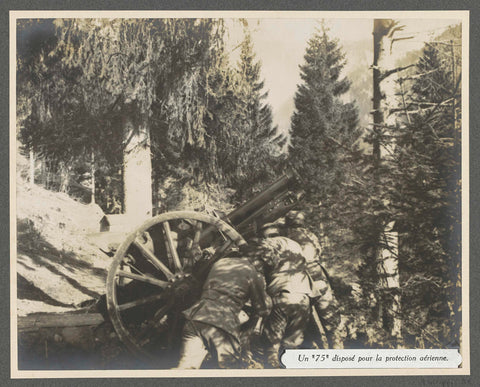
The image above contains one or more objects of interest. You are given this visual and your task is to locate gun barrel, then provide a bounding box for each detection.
[197,171,298,247]
[226,171,296,227]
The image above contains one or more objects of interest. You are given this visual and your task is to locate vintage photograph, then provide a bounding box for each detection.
[11,11,468,376]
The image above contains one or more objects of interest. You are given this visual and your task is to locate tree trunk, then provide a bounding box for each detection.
[59,162,70,193]
[29,149,35,186]
[122,118,153,226]
[40,159,46,188]
[44,160,51,190]
[91,151,95,204]
[372,19,402,342]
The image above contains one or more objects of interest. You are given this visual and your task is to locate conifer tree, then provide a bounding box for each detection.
[388,25,462,347]
[150,19,230,188]
[289,23,359,204]
[228,26,285,201]
[17,19,230,212]
[336,25,463,348]
[285,23,365,348]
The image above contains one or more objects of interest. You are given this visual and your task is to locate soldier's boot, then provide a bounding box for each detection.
[265,343,281,368]
[325,331,344,349]
[325,315,347,349]
[244,351,263,369]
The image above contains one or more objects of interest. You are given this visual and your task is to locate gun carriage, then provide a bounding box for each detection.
[105,171,302,365]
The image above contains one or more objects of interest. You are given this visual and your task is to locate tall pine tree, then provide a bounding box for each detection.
[287,23,362,328]
[228,26,285,201]
[334,24,463,348]
[388,25,462,347]
[289,23,359,204]
[18,19,230,213]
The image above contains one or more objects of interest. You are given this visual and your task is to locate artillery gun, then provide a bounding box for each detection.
[105,171,302,366]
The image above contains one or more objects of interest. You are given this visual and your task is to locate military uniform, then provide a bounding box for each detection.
[176,257,271,369]
[256,236,314,367]
[285,213,342,348]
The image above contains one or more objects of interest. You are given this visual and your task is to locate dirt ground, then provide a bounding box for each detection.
[17,317,150,370]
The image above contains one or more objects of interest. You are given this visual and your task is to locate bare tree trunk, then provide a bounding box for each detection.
[40,158,46,188]
[372,19,402,342]
[152,170,160,215]
[91,151,95,204]
[29,149,35,186]
[44,159,50,190]
[372,20,384,169]
[59,162,70,193]
[123,118,153,225]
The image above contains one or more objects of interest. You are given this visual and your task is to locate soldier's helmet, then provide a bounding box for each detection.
[260,222,281,238]
[285,210,306,227]
[247,254,267,274]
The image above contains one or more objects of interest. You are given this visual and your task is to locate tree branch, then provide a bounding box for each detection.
[380,64,415,81]
[397,68,439,81]
[425,73,462,124]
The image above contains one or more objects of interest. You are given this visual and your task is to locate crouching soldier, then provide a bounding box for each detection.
[175,255,272,369]
[256,223,314,368]
[284,210,343,349]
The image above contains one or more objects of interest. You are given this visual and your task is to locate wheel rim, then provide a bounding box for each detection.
[106,211,246,365]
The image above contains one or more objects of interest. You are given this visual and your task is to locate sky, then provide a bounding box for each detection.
[226,17,462,135]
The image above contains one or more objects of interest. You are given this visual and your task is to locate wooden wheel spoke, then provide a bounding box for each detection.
[154,303,171,321]
[117,270,168,288]
[117,292,166,312]
[183,221,203,268]
[133,239,174,280]
[192,221,202,248]
[123,262,143,276]
[163,221,183,273]
[106,211,246,362]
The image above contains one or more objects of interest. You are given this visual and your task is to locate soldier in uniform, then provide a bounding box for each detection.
[283,210,343,349]
[255,222,314,368]
[175,255,272,369]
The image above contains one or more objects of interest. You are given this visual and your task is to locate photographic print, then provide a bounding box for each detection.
[10,10,469,377]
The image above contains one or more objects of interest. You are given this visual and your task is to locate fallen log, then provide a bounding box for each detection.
[16,311,134,370]
[18,312,105,332]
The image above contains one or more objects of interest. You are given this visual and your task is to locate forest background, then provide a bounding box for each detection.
[15,17,463,351]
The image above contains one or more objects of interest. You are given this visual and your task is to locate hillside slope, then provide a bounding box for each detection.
[15,157,114,316]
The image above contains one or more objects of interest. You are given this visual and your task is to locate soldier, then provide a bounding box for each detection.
[256,222,314,368]
[175,255,272,369]
[284,210,343,349]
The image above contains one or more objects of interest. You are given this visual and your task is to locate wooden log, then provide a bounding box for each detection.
[18,312,105,332]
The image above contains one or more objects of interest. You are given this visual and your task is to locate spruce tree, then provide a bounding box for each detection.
[338,25,462,348]
[289,23,359,203]
[18,19,229,212]
[287,23,362,332]
[228,27,285,201]
[389,25,462,347]
[150,19,230,188]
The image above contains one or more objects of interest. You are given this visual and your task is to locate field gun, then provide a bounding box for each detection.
[105,170,302,365]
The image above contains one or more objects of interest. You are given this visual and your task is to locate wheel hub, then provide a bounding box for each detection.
[166,274,199,310]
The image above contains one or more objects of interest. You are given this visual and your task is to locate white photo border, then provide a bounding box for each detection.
[9,9,470,378]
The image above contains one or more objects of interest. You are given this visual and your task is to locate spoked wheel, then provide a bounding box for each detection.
[106,211,246,366]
